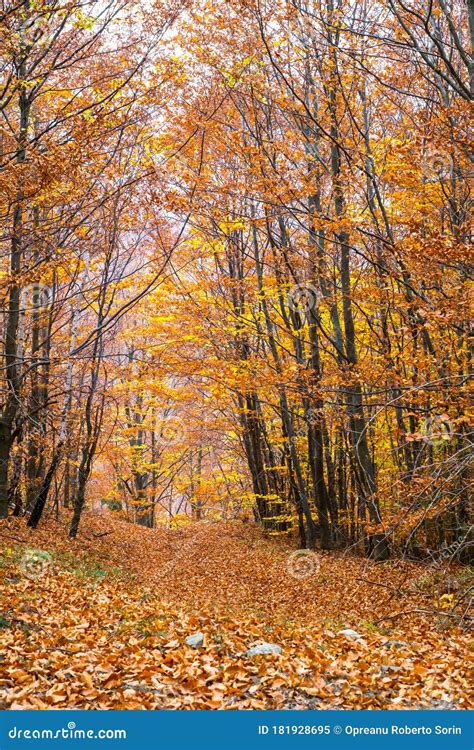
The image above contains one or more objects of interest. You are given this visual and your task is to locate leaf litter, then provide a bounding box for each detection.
[0,513,472,710]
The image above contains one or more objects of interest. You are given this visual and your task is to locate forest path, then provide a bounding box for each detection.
[2,511,447,625]
[0,513,471,709]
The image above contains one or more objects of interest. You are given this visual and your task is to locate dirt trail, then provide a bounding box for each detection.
[0,512,472,709]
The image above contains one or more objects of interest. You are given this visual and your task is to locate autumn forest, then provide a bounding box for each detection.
[0,0,472,711]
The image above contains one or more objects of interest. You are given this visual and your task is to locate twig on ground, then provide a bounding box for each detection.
[0,532,27,544]
[375,608,473,624]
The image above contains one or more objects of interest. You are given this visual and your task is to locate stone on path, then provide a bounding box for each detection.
[337,628,364,642]
[185,632,204,648]
[246,642,282,656]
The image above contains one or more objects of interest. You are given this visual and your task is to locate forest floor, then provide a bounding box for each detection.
[0,512,472,710]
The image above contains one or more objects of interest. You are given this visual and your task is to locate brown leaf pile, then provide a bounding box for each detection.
[0,512,472,709]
